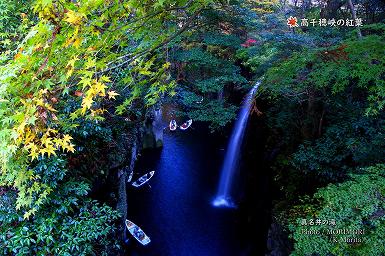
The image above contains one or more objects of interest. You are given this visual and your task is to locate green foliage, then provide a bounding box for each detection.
[0,181,120,255]
[0,0,34,53]
[260,32,385,182]
[262,34,385,114]
[171,5,250,130]
[185,99,238,128]
[292,109,385,180]
[290,165,385,256]
[0,0,233,254]
[0,0,217,217]
[248,3,385,254]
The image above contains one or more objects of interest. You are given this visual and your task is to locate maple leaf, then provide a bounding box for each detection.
[23,211,32,220]
[64,10,83,25]
[66,69,74,78]
[73,37,82,48]
[79,77,92,88]
[62,134,73,144]
[163,62,171,69]
[44,144,57,157]
[70,112,78,120]
[29,150,39,161]
[108,90,119,99]
[100,76,111,82]
[26,143,39,160]
[84,58,96,69]
[94,82,107,96]
[64,143,75,153]
[287,16,298,28]
[67,56,79,68]
[159,84,167,93]
[82,97,94,109]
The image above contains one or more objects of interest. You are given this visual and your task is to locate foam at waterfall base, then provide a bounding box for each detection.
[212,196,237,208]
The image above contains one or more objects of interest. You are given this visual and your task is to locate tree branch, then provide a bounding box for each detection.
[100,9,202,74]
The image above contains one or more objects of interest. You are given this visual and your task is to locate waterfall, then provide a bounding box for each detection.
[213,82,260,208]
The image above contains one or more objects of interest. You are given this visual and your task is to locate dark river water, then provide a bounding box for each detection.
[126,125,269,256]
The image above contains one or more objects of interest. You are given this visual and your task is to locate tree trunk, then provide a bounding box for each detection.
[321,0,345,19]
[302,0,311,12]
[117,137,138,243]
[346,0,362,39]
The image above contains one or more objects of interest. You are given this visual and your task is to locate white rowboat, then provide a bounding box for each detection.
[132,171,155,187]
[169,120,177,131]
[125,219,151,246]
[179,119,192,130]
[196,96,204,104]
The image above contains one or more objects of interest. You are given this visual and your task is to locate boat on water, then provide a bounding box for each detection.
[132,171,155,187]
[169,120,177,131]
[196,96,204,104]
[125,219,151,246]
[180,119,192,130]
[127,169,134,183]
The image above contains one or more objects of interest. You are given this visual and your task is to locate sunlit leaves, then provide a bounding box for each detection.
[64,10,85,26]
[107,90,119,99]
[0,0,217,219]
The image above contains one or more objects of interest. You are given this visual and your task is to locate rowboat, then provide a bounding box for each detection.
[127,169,134,183]
[169,120,177,131]
[132,171,155,187]
[196,96,204,104]
[125,219,151,246]
[179,119,192,130]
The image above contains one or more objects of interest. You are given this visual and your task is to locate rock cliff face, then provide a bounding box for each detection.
[116,137,138,241]
[142,107,164,149]
[152,108,164,148]
[265,221,292,256]
[116,106,164,243]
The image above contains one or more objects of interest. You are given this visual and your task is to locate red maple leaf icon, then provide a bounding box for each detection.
[287,16,298,28]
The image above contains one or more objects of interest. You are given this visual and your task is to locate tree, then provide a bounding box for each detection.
[290,165,385,256]
[0,0,226,254]
[170,2,251,130]
[0,180,121,255]
[0,0,216,218]
[242,2,385,254]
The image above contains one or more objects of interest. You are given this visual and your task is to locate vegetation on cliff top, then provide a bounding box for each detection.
[0,0,384,254]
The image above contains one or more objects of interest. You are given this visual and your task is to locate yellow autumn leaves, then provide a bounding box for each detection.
[79,75,119,114]
[22,128,75,160]
[16,77,120,161]
[12,2,122,165]
[64,10,86,26]
[12,91,76,161]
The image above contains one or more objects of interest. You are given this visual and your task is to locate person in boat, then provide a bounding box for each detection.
[134,228,141,238]
[137,230,145,240]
